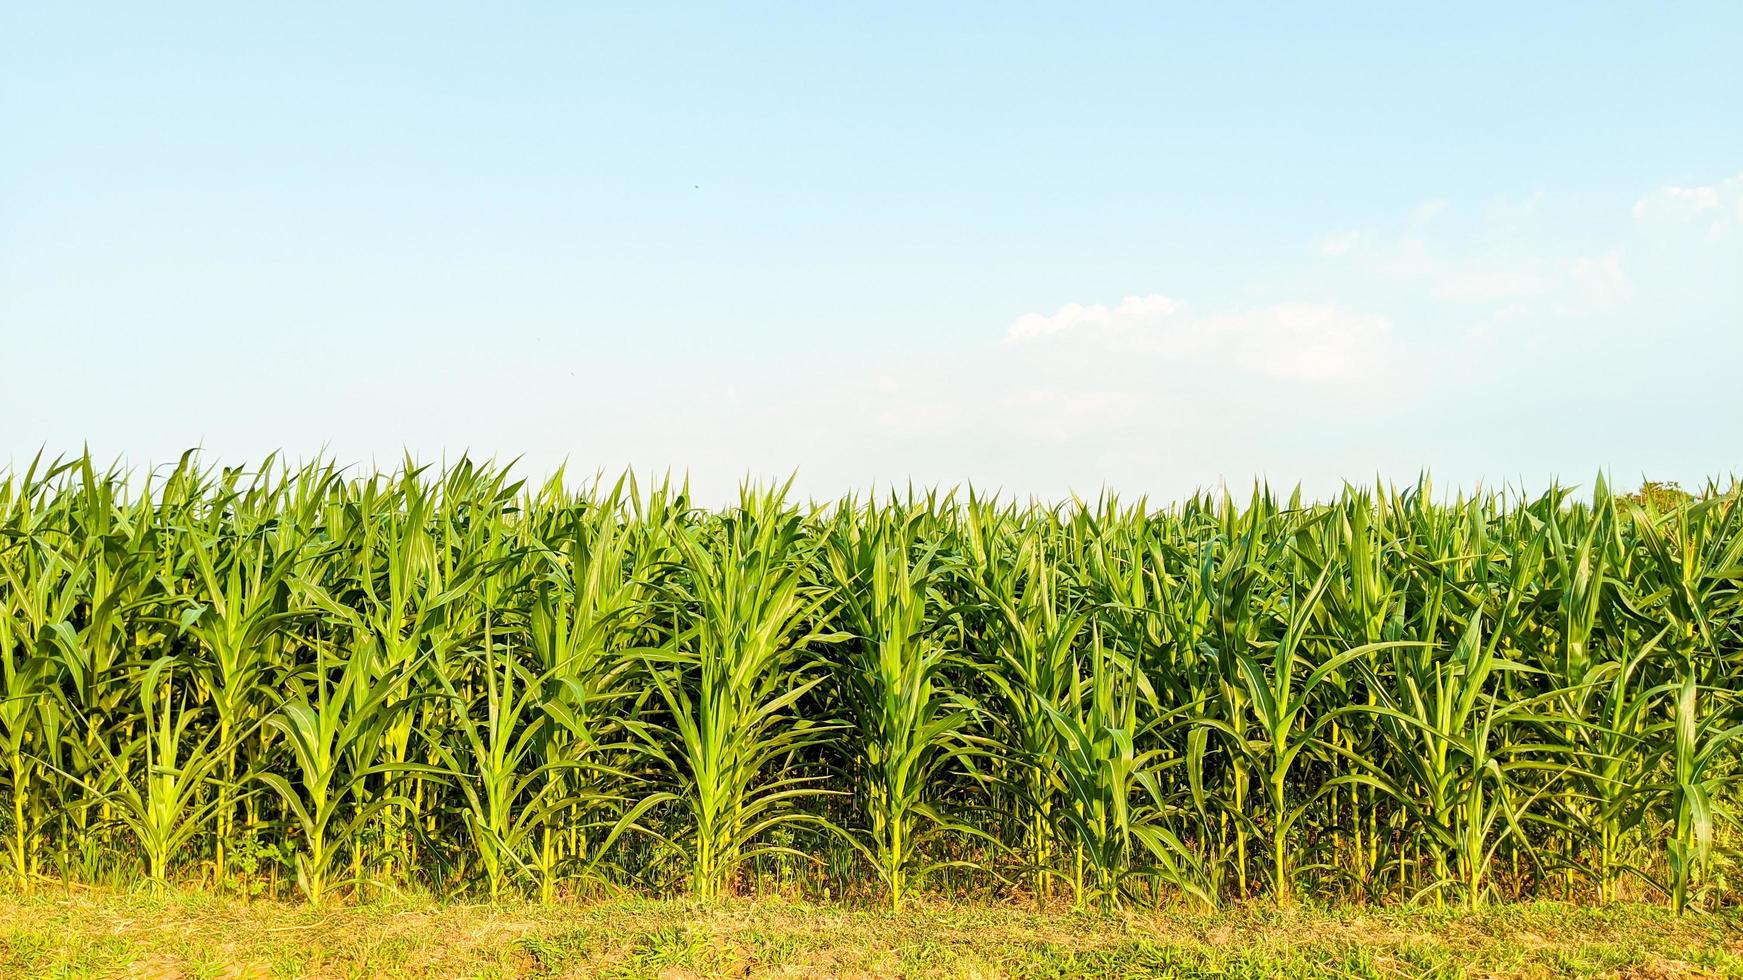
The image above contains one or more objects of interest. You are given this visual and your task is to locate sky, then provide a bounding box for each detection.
[3,3,1740,503]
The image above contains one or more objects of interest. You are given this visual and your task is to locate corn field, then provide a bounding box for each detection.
[2,454,1741,912]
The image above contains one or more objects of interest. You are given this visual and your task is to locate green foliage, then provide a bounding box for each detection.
[0,453,1740,913]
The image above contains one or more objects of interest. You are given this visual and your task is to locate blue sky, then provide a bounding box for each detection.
[3,3,1739,501]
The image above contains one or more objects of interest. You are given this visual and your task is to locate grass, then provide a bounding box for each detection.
[2,889,1741,979]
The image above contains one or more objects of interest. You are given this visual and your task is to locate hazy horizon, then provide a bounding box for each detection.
[5,445,1732,511]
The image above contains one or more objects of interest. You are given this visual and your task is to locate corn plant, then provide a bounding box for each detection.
[823,500,982,908]
[634,484,844,898]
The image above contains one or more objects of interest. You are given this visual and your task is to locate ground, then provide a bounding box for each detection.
[2,889,1741,979]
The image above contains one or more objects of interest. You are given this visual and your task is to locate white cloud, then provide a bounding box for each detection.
[1007,295,1395,384]
[1632,172,1743,239]
[1632,184,1719,219]
[1005,293,1181,342]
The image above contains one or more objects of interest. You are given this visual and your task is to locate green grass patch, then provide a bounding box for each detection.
[3,888,1741,978]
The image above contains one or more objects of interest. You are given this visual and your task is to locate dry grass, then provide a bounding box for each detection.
[3,888,1742,978]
